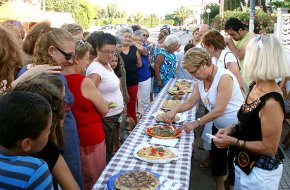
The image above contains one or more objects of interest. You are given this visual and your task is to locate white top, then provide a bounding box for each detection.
[198,67,244,129]
[211,48,239,69]
[86,61,124,117]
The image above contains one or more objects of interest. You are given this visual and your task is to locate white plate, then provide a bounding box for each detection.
[133,143,179,164]
[152,111,185,123]
[176,79,193,84]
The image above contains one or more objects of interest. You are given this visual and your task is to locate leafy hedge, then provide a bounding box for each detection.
[211,8,276,34]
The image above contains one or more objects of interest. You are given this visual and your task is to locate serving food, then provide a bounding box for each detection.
[155,112,180,122]
[146,125,182,139]
[114,171,160,190]
[161,100,180,110]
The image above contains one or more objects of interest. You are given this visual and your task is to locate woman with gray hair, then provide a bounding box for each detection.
[153,34,180,95]
[117,26,142,123]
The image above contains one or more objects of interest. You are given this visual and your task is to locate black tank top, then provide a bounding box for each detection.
[120,45,138,86]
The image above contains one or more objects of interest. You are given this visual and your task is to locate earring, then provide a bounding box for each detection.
[203,66,206,70]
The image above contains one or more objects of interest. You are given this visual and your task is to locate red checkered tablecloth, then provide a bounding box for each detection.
[93,79,197,190]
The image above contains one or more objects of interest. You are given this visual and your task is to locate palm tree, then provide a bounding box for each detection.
[174,6,192,25]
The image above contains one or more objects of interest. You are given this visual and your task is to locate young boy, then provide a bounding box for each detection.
[0,91,53,189]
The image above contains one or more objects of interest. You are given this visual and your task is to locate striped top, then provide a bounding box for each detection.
[0,153,53,190]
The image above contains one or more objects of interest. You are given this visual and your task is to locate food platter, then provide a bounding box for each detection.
[133,143,179,163]
[160,100,180,110]
[107,170,160,190]
[175,79,192,88]
[168,86,192,95]
[146,125,182,139]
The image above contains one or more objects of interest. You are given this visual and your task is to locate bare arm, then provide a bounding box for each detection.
[154,54,165,87]
[136,50,142,68]
[133,42,148,56]
[227,62,244,90]
[81,78,109,117]
[52,155,80,190]
[88,73,101,87]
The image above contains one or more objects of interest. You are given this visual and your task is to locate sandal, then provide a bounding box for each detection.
[199,158,212,168]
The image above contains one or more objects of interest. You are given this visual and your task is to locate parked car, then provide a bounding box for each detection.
[99,25,117,35]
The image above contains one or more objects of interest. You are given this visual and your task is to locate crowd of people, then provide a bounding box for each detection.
[0,17,289,190]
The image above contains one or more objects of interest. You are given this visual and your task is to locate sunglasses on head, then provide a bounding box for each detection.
[55,46,75,60]
[76,40,85,49]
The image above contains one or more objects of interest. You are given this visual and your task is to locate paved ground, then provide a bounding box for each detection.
[189,104,290,190]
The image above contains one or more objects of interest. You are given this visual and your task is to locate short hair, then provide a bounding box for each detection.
[244,34,290,81]
[60,23,83,36]
[158,29,170,41]
[0,91,51,149]
[33,28,75,66]
[116,26,133,36]
[97,33,116,50]
[0,26,22,92]
[75,40,92,59]
[192,27,199,35]
[22,21,52,55]
[133,30,144,40]
[182,47,211,68]
[131,24,141,32]
[164,34,180,47]
[225,17,246,32]
[13,74,65,147]
[114,35,123,45]
[184,43,195,53]
[86,31,104,57]
[202,29,226,50]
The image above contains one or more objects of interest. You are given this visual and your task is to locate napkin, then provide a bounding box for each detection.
[157,176,183,190]
[150,137,179,147]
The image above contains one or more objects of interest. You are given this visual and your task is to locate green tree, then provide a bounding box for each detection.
[132,12,143,24]
[224,0,245,10]
[202,3,220,25]
[73,0,94,29]
[0,0,8,7]
[106,3,118,18]
[164,13,181,26]
[174,6,192,25]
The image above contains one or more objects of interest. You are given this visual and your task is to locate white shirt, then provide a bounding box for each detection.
[86,61,124,117]
[212,48,239,69]
[198,67,244,129]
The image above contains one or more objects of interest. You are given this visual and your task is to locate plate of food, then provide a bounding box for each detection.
[168,86,192,95]
[175,80,192,88]
[160,100,180,110]
[146,125,182,139]
[153,111,184,123]
[107,170,160,190]
[134,143,179,163]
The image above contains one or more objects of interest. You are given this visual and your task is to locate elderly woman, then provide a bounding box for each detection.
[163,47,244,190]
[117,26,142,123]
[153,34,180,95]
[213,35,290,190]
[61,23,84,41]
[202,30,244,91]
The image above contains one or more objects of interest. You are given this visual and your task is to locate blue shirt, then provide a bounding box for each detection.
[0,153,53,190]
[138,44,151,82]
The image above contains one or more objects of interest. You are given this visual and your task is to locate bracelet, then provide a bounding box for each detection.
[236,139,239,146]
[242,141,246,149]
[197,118,201,126]
[239,140,243,148]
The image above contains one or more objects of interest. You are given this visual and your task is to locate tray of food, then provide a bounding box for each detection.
[107,170,160,190]
[160,100,180,110]
[133,143,179,163]
[175,79,192,88]
[146,125,182,139]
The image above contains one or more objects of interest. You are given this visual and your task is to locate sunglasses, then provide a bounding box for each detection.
[143,34,149,38]
[76,40,85,49]
[55,46,75,60]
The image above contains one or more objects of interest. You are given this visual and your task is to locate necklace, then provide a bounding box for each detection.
[204,65,215,92]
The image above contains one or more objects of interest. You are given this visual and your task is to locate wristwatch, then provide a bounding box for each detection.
[197,118,201,126]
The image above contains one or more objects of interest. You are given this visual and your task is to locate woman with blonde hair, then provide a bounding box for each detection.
[164,47,244,190]
[17,28,83,189]
[214,35,290,190]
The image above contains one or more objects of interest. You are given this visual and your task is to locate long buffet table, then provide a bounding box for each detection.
[93,79,197,190]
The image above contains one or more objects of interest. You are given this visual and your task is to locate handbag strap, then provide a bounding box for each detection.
[224,52,241,70]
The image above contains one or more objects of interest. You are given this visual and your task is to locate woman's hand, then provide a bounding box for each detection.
[27,64,61,75]
[163,110,176,124]
[216,125,235,136]
[213,133,236,149]
[157,80,162,88]
[183,121,198,134]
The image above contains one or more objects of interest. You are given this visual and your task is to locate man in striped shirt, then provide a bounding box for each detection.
[0,91,53,190]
